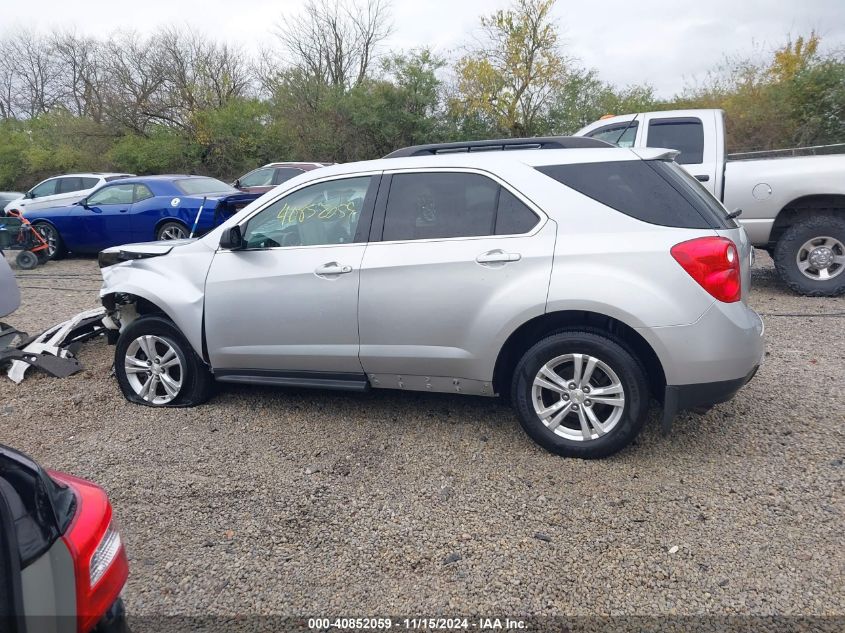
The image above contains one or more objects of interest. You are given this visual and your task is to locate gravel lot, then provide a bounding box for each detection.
[1,251,843,624]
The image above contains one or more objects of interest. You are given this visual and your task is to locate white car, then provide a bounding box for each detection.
[3,173,134,215]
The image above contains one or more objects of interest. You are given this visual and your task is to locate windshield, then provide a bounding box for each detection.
[174,178,235,196]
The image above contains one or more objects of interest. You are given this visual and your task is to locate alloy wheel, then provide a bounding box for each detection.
[35,224,58,258]
[160,225,187,240]
[124,335,183,405]
[531,353,626,442]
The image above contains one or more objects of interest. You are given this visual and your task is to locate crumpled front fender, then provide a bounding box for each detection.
[99,241,216,358]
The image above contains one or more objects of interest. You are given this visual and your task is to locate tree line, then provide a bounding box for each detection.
[1,0,843,190]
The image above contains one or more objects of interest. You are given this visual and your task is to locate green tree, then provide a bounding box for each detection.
[451,0,566,137]
[548,68,658,134]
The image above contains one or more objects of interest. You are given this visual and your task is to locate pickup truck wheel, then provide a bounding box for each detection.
[774,214,845,296]
[510,331,649,459]
[114,315,212,407]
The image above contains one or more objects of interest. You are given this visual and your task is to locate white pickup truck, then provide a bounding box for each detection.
[576,109,845,296]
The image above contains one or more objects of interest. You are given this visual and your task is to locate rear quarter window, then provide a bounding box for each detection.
[536,160,731,229]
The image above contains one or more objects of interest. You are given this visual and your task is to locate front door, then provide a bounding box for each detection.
[81,183,134,251]
[204,174,379,374]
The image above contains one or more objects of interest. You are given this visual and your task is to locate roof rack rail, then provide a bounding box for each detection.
[383,136,612,158]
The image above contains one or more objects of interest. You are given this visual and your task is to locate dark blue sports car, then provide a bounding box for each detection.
[25,175,260,258]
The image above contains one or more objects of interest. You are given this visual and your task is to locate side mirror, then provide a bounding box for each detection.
[76,199,90,209]
[26,191,35,199]
[219,225,244,250]
[233,179,241,189]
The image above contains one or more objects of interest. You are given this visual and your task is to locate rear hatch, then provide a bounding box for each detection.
[654,160,752,302]
[536,154,750,304]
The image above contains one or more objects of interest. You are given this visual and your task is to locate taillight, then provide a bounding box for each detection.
[671,236,741,303]
[52,472,129,633]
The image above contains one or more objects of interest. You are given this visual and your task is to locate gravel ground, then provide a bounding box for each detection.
[1,251,843,623]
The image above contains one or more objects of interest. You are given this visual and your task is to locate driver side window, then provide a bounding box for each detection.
[587,122,639,148]
[239,167,275,187]
[243,176,372,249]
[87,184,135,206]
[30,179,58,198]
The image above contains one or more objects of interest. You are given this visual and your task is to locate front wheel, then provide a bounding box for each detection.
[774,214,845,296]
[511,331,649,459]
[32,221,66,259]
[114,315,212,407]
[156,221,188,241]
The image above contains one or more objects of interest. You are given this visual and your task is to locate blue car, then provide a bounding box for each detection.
[26,175,260,258]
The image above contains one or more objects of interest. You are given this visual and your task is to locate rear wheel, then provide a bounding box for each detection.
[114,316,212,407]
[156,222,188,241]
[32,221,66,260]
[774,214,845,296]
[511,331,649,459]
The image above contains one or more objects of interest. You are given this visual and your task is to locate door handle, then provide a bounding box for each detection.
[315,262,353,277]
[476,249,522,265]
[119,209,128,213]
[694,174,710,182]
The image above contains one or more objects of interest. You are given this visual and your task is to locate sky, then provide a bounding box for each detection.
[2,0,844,97]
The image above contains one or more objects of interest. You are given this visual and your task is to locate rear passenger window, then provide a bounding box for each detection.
[81,177,100,189]
[496,189,538,235]
[536,161,717,229]
[134,184,154,202]
[274,168,305,184]
[647,118,704,164]
[383,173,536,241]
[58,177,83,194]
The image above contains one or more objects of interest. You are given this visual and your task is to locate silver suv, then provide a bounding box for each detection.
[98,137,765,459]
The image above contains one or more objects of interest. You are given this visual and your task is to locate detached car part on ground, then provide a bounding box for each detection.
[0,444,129,633]
[0,255,106,382]
[98,136,765,459]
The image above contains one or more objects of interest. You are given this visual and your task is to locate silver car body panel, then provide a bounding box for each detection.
[100,146,765,395]
[0,255,21,318]
[205,242,368,372]
[100,238,216,356]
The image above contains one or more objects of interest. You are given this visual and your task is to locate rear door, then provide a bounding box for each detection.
[642,112,721,198]
[357,169,556,391]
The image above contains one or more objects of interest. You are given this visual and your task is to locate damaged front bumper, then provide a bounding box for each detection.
[2,307,107,383]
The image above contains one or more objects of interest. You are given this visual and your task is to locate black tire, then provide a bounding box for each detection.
[511,331,649,459]
[156,221,189,241]
[32,221,66,260]
[15,250,38,270]
[114,315,213,407]
[773,214,845,296]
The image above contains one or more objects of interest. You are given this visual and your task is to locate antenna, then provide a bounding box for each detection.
[613,113,639,147]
